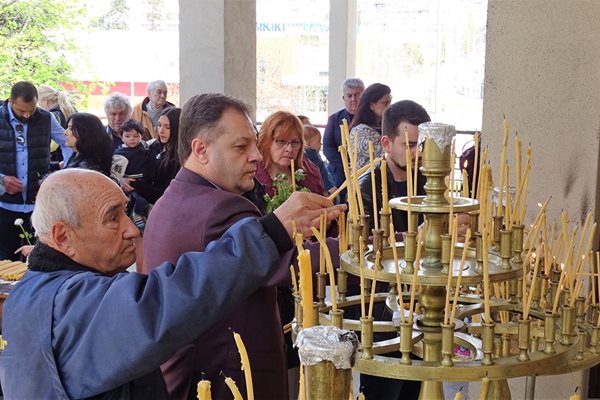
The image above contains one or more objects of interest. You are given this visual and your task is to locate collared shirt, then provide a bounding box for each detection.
[0,105,71,213]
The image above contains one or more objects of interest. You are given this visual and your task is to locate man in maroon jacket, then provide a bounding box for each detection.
[143,93,344,400]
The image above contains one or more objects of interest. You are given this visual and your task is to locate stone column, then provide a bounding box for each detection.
[179,0,257,117]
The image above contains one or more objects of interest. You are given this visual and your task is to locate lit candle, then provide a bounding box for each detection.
[353,133,365,216]
[523,245,541,319]
[233,332,254,400]
[340,145,357,223]
[381,160,389,213]
[197,380,212,400]
[223,376,243,400]
[291,159,296,192]
[461,167,469,197]
[498,117,509,217]
[310,227,338,312]
[369,142,379,230]
[298,249,314,328]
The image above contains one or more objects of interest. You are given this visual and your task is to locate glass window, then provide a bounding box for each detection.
[256,0,329,124]
[356,0,487,131]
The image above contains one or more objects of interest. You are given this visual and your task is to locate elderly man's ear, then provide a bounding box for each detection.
[50,222,76,258]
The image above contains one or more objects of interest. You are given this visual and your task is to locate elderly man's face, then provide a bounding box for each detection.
[149,85,168,109]
[69,175,140,274]
[107,106,130,134]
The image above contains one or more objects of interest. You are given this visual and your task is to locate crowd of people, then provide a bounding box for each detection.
[0,76,444,399]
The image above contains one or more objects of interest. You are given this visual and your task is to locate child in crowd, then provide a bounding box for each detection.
[111,119,150,228]
[302,124,337,197]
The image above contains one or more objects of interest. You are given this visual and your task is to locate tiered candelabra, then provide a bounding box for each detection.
[295,123,600,400]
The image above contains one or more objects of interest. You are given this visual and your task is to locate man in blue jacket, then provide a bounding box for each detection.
[0,168,343,399]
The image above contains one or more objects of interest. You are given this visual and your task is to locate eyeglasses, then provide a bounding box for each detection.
[274,138,302,149]
[15,124,24,145]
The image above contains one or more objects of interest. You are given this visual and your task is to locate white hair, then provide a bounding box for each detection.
[31,169,113,240]
[104,92,132,115]
[147,80,167,95]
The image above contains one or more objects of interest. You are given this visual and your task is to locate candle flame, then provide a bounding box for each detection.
[463,160,468,169]
[537,202,543,208]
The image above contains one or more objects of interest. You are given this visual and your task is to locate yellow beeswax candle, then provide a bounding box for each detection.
[358,392,366,400]
[223,376,243,400]
[461,168,469,197]
[369,142,379,230]
[359,238,366,318]
[479,377,490,400]
[290,265,298,295]
[454,390,464,400]
[197,380,212,400]
[569,387,581,400]
[299,365,306,400]
[471,132,479,199]
[233,332,254,400]
[298,249,314,327]
[310,226,338,312]
[381,160,389,212]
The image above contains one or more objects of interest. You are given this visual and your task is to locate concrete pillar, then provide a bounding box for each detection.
[327,0,357,114]
[179,0,257,117]
[483,0,600,232]
[483,2,600,396]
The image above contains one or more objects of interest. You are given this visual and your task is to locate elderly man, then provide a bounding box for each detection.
[143,93,346,399]
[104,92,139,151]
[0,81,71,261]
[132,80,175,138]
[322,78,364,203]
[0,168,343,399]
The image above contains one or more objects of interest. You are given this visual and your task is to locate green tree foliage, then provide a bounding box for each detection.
[0,0,86,96]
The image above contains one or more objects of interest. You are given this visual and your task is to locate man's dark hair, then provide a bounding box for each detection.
[382,100,431,138]
[178,93,250,165]
[120,119,145,136]
[10,81,38,102]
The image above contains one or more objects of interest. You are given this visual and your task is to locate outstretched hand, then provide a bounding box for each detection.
[273,192,347,238]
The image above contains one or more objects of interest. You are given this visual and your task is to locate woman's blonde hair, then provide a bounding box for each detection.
[38,84,77,121]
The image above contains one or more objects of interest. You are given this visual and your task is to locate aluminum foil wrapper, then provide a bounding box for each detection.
[418,122,456,152]
[295,325,359,369]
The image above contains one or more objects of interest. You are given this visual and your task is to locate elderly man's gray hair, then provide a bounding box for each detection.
[104,92,132,115]
[342,78,364,91]
[31,169,114,240]
[147,80,167,94]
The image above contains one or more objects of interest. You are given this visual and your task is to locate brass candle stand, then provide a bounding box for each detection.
[294,122,600,400]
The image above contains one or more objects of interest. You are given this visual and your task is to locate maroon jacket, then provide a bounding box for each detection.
[143,167,288,400]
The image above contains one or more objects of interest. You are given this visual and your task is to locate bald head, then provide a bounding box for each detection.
[32,169,139,274]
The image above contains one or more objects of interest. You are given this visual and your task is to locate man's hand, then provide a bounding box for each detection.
[3,176,24,194]
[274,192,347,238]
